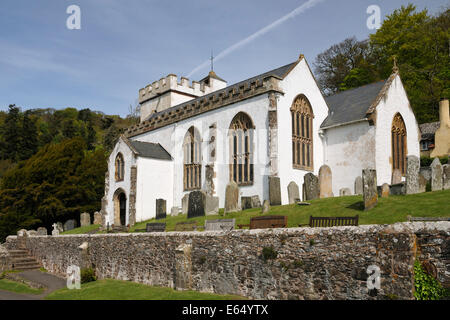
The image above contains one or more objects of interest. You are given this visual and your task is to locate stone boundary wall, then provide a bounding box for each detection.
[4,222,449,300]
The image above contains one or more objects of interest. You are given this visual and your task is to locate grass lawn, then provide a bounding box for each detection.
[129,189,450,232]
[45,279,246,300]
[61,224,100,235]
[0,278,44,295]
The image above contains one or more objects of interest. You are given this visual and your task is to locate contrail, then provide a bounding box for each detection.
[187,0,325,78]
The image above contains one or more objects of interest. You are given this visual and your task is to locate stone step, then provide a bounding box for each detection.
[12,261,41,270]
[12,264,41,271]
[11,257,37,263]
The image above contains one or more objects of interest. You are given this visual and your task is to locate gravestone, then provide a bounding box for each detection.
[27,230,37,236]
[354,176,363,195]
[37,227,47,236]
[182,194,189,215]
[362,169,378,210]
[224,181,240,214]
[156,199,167,220]
[64,219,77,231]
[187,191,206,218]
[418,173,427,193]
[443,164,450,190]
[262,200,270,214]
[146,223,166,232]
[390,182,405,195]
[205,195,219,215]
[204,219,235,231]
[93,211,102,225]
[241,197,253,210]
[420,167,432,181]
[171,207,181,216]
[381,183,390,198]
[431,158,443,191]
[339,188,352,196]
[56,222,64,233]
[319,165,333,198]
[268,176,281,205]
[406,155,420,194]
[391,169,402,185]
[287,181,300,204]
[304,173,319,200]
[251,195,261,208]
[51,224,59,236]
[80,212,91,227]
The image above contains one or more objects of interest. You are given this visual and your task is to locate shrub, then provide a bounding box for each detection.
[420,156,448,167]
[414,260,444,300]
[80,267,97,284]
[261,247,277,261]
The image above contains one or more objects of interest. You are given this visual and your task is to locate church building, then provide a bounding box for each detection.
[101,54,420,227]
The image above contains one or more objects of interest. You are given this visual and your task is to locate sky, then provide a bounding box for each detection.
[0,0,448,117]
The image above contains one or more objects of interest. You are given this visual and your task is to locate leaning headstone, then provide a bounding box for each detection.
[339,188,352,196]
[156,199,167,220]
[304,173,319,200]
[204,219,235,231]
[354,176,363,195]
[251,195,261,208]
[268,176,281,205]
[262,200,270,214]
[362,169,378,210]
[287,181,300,204]
[80,212,91,227]
[391,169,402,185]
[241,197,253,210]
[51,224,59,236]
[37,227,47,236]
[418,173,427,193]
[224,181,240,214]
[319,165,333,198]
[64,219,77,231]
[205,195,219,215]
[187,191,206,218]
[381,183,390,198]
[443,165,450,190]
[431,158,443,191]
[181,194,189,215]
[93,212,102,225]
[406,155,420,194]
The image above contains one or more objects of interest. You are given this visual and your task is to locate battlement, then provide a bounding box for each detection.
[139,73,227,104]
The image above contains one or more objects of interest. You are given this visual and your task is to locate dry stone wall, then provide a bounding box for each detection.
[4,222,449,300]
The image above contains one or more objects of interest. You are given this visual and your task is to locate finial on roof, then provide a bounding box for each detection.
[298,53,305,60]
[392,56,399,73]
[210,50,214,72]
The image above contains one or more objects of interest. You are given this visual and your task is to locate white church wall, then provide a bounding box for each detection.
[277,58,329,204]
[105,138,137,226]
[135,157,173,222]
[132,94,271,209]
[374,75,421,185]
[323,121,376,196]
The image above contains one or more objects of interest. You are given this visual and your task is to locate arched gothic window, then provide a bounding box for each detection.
[392,113,407,175]
[291,95,314,170]
[183,126,202,190]
[229,112,254,185]
[115,153,124,181]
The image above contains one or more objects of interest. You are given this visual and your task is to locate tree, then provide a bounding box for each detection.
[0,105,22,161]
[20,110,39,160]
[313,37,372,95]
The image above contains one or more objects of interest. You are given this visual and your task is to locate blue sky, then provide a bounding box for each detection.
[0,0,448,117]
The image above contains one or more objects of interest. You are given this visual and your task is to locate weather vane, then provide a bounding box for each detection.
[210,50,214,72]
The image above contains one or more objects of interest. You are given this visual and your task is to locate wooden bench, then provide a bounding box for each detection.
[300,215,359,228]
[238,215,287,230]
[174,221,198,231]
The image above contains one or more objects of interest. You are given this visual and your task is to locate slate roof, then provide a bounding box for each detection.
[144,61,298,122]
[419,122,440,135]
[321,80,387,129]
[128,140,172,160]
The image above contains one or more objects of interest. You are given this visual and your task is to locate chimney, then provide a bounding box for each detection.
[439,99,449,126]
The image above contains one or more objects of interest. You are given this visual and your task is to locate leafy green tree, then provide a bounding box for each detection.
[0,105,22,161]
[20,110,39,160]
